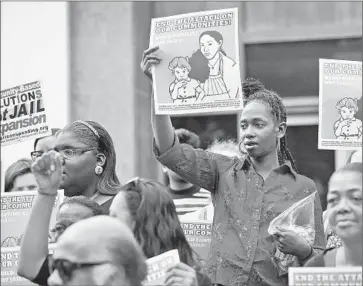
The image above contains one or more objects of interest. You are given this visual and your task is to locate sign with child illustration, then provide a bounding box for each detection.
[318,59,362,150]
[149,8,242,115]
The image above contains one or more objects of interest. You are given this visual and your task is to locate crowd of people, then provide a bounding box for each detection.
[1,46,361,286]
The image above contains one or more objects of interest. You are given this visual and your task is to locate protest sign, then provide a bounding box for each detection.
[180,220,212,267]
[143,249,180,286]
[1,81,51,147]
[1,190,64,248]
[289,267,362,286]
[1,244,56,286]
[149,8,242,115]
[318,59,362,150]
[1,246,35,285]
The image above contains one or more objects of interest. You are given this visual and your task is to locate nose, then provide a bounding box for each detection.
[243,125,256,139]
[48,270,63,286]
[60,156,66,166]
[336,197,351,214]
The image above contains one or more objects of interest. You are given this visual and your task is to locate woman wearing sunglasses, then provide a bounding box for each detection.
[109,178,213,286]
[18,151,103,286]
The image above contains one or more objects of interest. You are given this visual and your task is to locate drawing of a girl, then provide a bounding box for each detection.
[168,56,205,104]
[188,31,240,101]
[334,97,362,141]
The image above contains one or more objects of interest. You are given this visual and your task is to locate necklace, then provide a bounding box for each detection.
[208,57,220,70]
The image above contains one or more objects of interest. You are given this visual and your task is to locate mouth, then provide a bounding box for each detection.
[204,52,210,57]
[244,142,258,149]
[336,219,355,227]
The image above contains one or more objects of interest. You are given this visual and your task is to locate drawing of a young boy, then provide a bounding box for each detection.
[168,56,205,103]
[334,97,362,141]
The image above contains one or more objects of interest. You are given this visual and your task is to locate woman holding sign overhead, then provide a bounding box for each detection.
[141,47,325,286]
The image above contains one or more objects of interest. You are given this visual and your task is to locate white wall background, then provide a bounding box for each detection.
[1,2,69,191]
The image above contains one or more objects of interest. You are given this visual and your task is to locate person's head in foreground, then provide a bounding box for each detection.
[4,159,37,192]
[109,178,211,285]
[54,120,120,197]
[163,128,201,187]
[109,178,195,264]
[240,78,297,170]
[48,215,147,286]
[49,195,103,242]
[327,163,362,252]
[309,162,363,267]
[31,128,61,161]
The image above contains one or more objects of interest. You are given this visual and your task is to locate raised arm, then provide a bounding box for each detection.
[140,47,234,192]
[141,46,174,154]
[17,151,62,281]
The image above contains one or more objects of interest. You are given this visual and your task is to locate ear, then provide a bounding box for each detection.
[96,153,106,167]
[276,122,287,139]
[218,40,223,47]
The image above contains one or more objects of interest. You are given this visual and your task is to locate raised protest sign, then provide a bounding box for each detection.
[289,267,362,286]
[318,59,362,150]
[1,244,56,286]
[1,190,64,248]
[180,220,212,267]
[143,249,180,286]
[149,8,242,115]
[1,81,51,147]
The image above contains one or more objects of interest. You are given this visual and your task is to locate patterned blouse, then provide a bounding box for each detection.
[153,133,325,286]
[326,229,343,249]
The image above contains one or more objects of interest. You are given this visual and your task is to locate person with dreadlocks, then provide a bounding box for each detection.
[140,46,325,286]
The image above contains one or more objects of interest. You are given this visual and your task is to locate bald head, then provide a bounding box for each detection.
[54,216,147,286]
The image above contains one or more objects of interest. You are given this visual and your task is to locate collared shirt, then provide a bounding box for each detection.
[153,133,325,286]
[169,77,201,103]
[335,117,362,140]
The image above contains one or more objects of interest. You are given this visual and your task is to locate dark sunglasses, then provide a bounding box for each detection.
[49,257,111,283]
